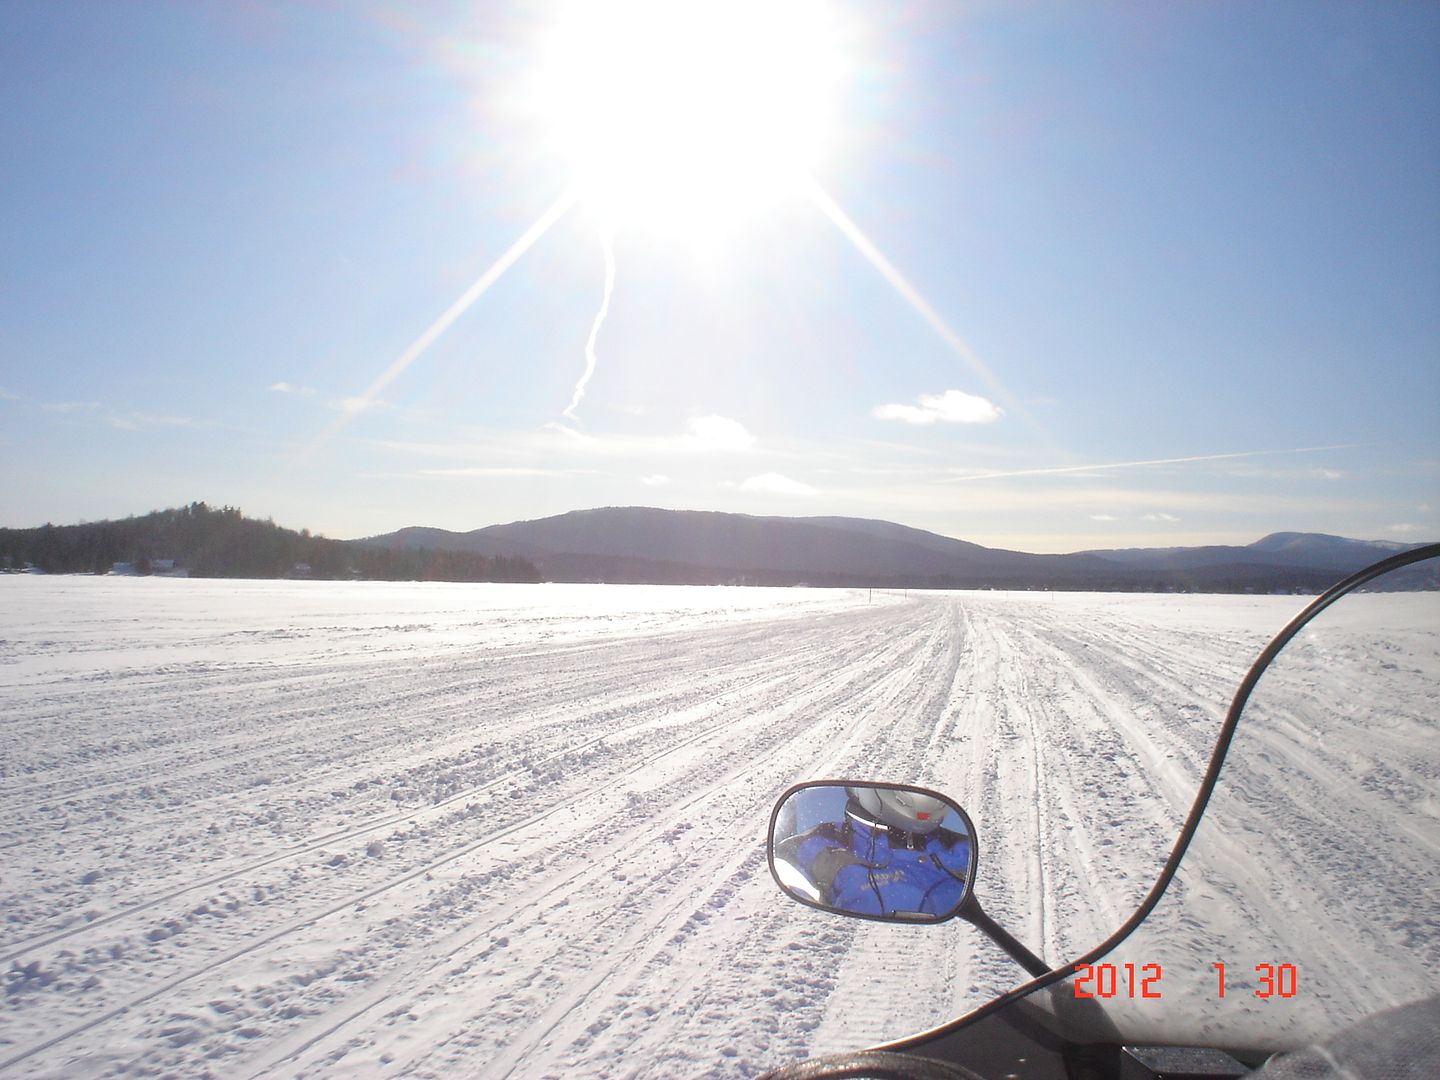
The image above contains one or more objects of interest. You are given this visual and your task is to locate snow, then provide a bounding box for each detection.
[1097,591,1440,1048]
[0,578,1432,1077]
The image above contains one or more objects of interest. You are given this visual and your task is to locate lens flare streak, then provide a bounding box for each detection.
[299,190,576,460]
[804,179,1006,402]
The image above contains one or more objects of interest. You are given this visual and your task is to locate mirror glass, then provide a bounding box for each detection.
[769,781,977,923]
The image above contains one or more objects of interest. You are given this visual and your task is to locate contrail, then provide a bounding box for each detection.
[941,443,1363,483]
[298,190,575,461]
[565,225,616,420]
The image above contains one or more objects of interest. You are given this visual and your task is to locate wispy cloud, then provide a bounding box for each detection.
[108,412,194,432]
[375,438,516,458]
[0,387,18,402]
[641,474,671,487]
[41,401,101,413]
[417,466,590,478]
[1142,512,1181,523]
[1221,463,1351,482]
[943,444,1361,483]
[1089,513,1119,522]
[270,382,317,396]
[874,389,1003,426]
[738,473,817,496]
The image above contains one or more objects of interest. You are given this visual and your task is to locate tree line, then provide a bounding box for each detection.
[0,502,541,583]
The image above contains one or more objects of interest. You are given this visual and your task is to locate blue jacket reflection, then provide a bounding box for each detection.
[779,807,970,919]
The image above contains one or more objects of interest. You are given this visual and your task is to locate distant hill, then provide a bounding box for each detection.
[372,508,1101,585]
[6,504,1429,591]
[358,507,1436,593]
[1077,532,1415,572]
[0,503,540,582]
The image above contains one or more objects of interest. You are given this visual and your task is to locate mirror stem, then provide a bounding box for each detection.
[961,896,1050,978]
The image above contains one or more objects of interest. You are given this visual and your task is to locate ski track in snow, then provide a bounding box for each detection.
[0,578,1430,1077]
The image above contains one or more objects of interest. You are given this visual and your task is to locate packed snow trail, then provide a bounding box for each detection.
[0,579,1349,1076]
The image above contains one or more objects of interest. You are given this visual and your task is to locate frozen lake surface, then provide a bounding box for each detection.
[1,578,1433,1077]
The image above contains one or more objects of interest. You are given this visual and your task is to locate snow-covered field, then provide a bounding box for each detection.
[1,578,1432,1077]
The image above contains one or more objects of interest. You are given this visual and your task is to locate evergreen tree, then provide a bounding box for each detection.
[0,503,543,582]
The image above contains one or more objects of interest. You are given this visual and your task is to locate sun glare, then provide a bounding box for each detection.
[535,0,844,235]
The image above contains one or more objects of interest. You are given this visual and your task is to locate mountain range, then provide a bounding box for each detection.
[358,507,1435,593]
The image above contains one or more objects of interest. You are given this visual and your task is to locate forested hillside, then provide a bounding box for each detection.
[0,503,540,582]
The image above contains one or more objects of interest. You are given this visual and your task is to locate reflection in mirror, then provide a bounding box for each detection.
[769,782,977,923]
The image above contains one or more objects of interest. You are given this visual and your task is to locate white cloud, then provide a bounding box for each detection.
[270,382,316,396]
[685,414,756,451]
[738,473,817,496]
[1387,523,1428,536]
[1312,468,1344,481]
[336,396,385,415]
[109,417,141,431]
[41,401,100,413]
[1142,512,1181,523]
[873,389,1003,426]
[641,474,671,487]
[534,417,756,458]
[1089,514,1119,522]
[0,387,18,401]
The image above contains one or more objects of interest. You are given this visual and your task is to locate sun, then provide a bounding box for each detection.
[534,0,845,236]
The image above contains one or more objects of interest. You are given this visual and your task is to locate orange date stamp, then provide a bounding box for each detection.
[1072,962,1299,1000]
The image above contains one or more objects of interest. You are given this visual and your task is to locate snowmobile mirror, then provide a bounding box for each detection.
[768,781,978,925]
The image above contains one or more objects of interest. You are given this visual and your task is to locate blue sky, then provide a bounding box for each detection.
[2,1,1436,552]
